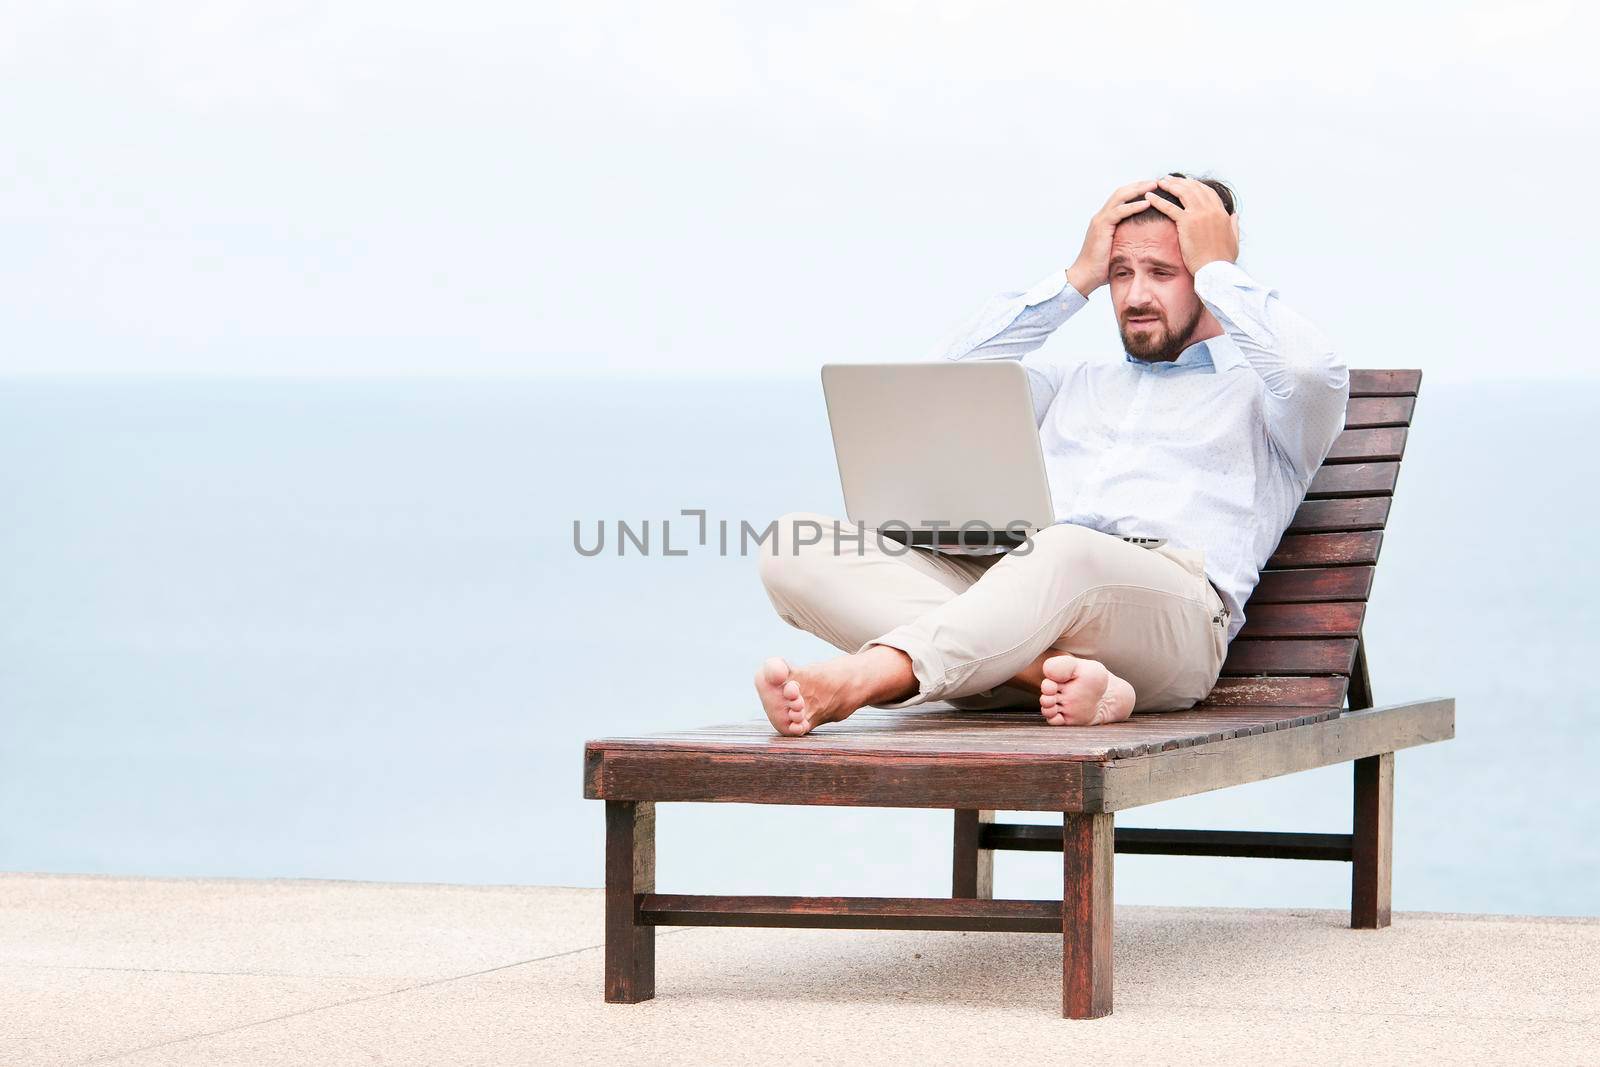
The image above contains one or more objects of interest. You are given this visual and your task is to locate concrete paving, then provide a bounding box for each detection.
[2,872,1596,1066]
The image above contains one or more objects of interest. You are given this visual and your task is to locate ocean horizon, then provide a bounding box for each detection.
[1,374,1594,917]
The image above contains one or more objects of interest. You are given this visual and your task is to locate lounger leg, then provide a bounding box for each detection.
[1348,638,1374,711]
[1351,753,1393,929]
[1062,812,1113,1019]
[604,800,655,1002]
[952,809,994,899]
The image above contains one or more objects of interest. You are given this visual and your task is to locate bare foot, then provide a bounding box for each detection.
[754,648,915,737]
[1038,654,1135,727]
[755,657,809,736]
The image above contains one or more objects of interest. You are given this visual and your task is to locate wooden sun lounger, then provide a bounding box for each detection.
[583,368,1455,1018]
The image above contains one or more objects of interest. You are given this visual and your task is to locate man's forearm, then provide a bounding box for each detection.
[1063,264,1098,303]
[936,271,1089,425]
[1193,260,1348,478]
[939,272,1089,363]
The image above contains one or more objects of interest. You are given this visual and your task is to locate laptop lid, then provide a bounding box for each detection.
[820,361,1054,544]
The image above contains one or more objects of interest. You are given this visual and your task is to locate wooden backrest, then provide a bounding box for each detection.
[1208,369,1420,710]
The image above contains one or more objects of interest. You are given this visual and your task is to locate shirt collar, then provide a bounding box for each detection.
[1123,332,1247,374]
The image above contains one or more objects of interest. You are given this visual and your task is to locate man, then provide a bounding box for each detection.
[755,174,1348,737]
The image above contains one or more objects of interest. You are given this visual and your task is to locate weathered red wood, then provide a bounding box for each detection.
[1348,369,1421,396]
[953,809,994,899]
[1252,566,1375,604]
[1351,752,1393,928]
[1237,601,1366,639]
[1289,497,1392,533]
[1063,812,1114,1019]
[586,704,1352,765]
[638,894,1059,932]
[1349,639,1374,710]
[1343,395,1416,429]
[590,702,1452,811]
[588,698,1453,1014]
[1307,462,1399,498]
[586,749,1088,807]
[1200,675,1348,707]
[1266,531,1382,569]
[604,801,655,1004]
[1324,427,1408,464]
[986,824,1356,862]
[1221,638,1358,676]
[1095,700,1453,811]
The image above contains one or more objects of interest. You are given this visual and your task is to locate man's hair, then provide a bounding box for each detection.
[1122,171,1236,225]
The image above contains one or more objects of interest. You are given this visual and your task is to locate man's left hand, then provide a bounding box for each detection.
[1143,177,1240,275]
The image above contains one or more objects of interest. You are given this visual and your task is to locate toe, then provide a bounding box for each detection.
[762,657,791,686]
[1041,654,1074,684]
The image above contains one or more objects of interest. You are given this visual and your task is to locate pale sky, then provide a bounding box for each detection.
[2,1,1595,381]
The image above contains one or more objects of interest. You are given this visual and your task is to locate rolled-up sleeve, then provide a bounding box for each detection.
[1193,260,1349,481]
[939,271,1089,424]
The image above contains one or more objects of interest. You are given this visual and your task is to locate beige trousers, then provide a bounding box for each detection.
[758,513,1230,713]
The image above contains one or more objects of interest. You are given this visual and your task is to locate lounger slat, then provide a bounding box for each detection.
[656,709,1348,739]
[1199,675,1348,707]
[1324,427,1408,464]
[1289,497,1392,533]
[587,707,1356,765]
[1307,462,1398,499]
[1343,396,1416,429]
[1237,602,1366,639]
[1220,638,1358,676]
[1265,531,1382,569]
[1348,369,1421,397]
[585,704,1354,764]
[1252,566,1375,604]
[637,724,1282,753]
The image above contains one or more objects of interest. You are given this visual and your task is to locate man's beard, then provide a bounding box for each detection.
[1119,304,1204,363]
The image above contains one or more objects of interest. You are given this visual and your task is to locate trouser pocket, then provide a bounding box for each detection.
[1209,602,1230,679]
[1145,546,1229,708]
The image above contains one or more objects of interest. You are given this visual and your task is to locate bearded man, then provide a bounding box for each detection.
[755,174,1348,737]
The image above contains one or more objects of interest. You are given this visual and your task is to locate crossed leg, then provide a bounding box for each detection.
[754,647,1128,736]
[754,514,1155,736]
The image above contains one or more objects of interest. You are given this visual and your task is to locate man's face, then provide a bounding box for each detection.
[1109,217,1205,362]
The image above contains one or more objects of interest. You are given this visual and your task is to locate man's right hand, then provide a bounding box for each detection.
[1065,180,1160,296]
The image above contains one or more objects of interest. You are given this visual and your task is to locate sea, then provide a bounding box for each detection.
[1,376,1595,916]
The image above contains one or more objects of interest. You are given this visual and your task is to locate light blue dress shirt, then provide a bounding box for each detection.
[941,259,1350,642]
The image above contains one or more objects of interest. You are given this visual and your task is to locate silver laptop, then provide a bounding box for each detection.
[820,362,1054,548]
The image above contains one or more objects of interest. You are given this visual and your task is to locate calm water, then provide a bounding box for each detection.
[0,376,1595,916]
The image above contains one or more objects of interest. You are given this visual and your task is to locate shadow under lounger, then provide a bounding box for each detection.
[581,367,1456,1019]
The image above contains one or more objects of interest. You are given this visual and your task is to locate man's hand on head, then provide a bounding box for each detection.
[1143,176,1240,275]
[1066,179,1160,296]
